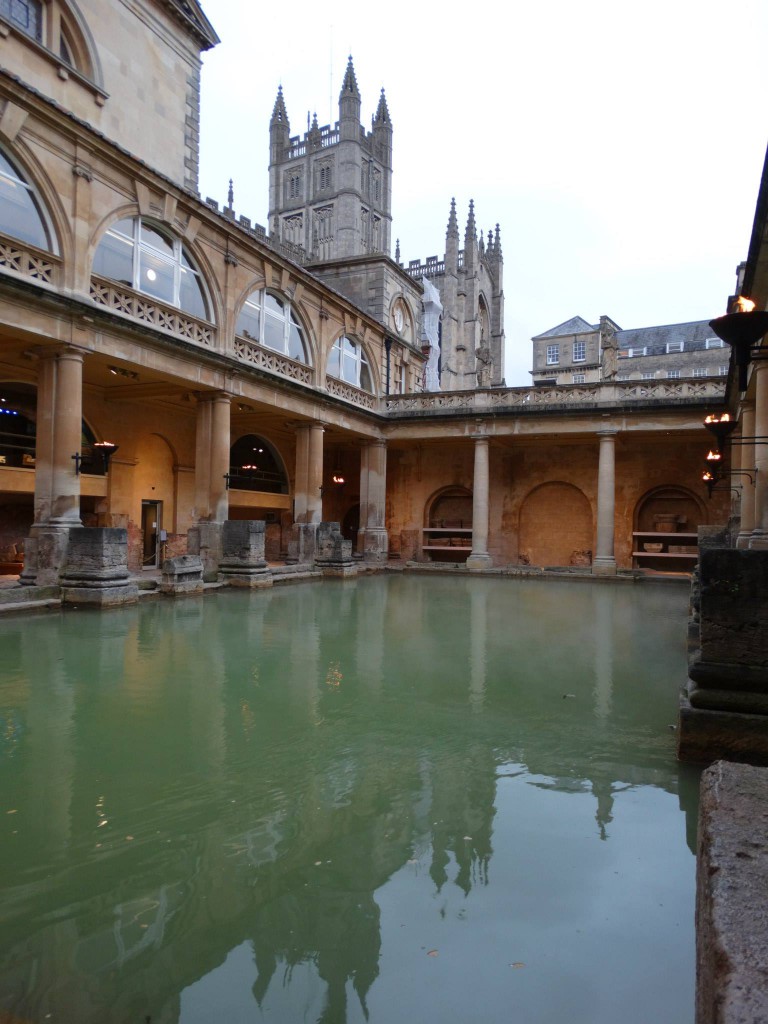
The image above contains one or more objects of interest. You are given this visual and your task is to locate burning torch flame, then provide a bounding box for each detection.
[704,413,730,425]
[733,296,756,314]
[706,450,722,462]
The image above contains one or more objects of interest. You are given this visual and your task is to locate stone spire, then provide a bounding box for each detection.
[227,178,234,209]
[395,238,401,264]
[464,199,477,269]
[373,88,391,126]
[494,223,502,256]
[269,85,290,162]
[479,231,485,255]
[270,85,289,127]
[339,55,361,134]
[446,197,459,241]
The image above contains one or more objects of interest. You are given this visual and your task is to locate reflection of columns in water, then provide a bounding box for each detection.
[469,581,488,712]
[355,578,386,692]
[750,360,768,548]
[593,428,618,575]
[288,586,322,723]
[736,403,755,548]
[593,587,614,720]
[21,624,76,857]
[467,433,492,571]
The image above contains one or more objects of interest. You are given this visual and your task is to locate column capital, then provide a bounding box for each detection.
[596,427,618,438]
[196,390,231,405]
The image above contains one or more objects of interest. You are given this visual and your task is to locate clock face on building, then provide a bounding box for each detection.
[394,307,404,332]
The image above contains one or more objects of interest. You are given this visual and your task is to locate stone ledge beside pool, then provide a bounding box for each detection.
[697,761,768,1024]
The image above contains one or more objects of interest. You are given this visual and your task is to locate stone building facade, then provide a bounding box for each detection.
[0,0,732,601]
[532,315,729,386]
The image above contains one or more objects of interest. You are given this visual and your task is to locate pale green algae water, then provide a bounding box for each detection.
[0,575,700,1024]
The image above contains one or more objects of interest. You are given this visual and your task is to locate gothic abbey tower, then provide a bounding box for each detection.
[268,58,505,391]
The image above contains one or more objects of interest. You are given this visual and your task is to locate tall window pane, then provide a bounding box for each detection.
[0,151,49,250]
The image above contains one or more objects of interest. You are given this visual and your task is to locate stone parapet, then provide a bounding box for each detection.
[696,761,768,1024]
[314,522,357,577]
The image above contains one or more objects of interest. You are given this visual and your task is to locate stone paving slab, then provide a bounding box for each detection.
[697,761,768,1024]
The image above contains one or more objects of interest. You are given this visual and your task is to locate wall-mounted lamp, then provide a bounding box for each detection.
[93,441,118,473]
[709,297,768,391]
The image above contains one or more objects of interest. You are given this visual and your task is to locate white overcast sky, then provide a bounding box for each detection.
[198,0,767,386]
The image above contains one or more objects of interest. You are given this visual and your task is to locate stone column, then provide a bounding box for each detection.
[467,434,492,571]
[749,361,768,548]
[736,402,755,549]
[288,421,323,563]
[21,348,84,586]
[592,429,618,575]
[293,423,311,523]
[189,392,230,578]
[307,421,324,524]
[361,439,388,561]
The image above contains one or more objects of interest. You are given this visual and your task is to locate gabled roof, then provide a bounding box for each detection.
[615,320,713,349]
[532,316,596,340]
[160,0,219,50]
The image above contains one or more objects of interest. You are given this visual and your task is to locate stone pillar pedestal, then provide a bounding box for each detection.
[736,403,756,548]
[749,362,768,549]
[187,522,223,582]
[360,440,388,561]
[315,521,357,577]
[288,522,318,564]
[466,434,493,571]
[592,428,618,575]
[678,547,768,763]
[21,348,84,586]
[60,528,138,606]
[218,520,272,587]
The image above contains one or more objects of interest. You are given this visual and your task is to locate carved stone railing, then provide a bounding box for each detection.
[385,378,727,416]
[326,376,379,411]
[89,277,215,348]
[234,336,313,385]
[0,237,59,286]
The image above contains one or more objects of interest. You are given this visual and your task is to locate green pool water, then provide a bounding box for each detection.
[0,575,700,1024]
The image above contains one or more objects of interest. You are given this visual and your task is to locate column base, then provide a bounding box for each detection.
[592,557,617,576]
[362,528,389,562]
[287,523,318,563]
[736,532,752,550]
[748,530,768,550]
[20,524,81,587]
[466,553,493,572]
[188,522,223,581]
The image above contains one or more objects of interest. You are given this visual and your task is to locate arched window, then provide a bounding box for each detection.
[93,217,209,320]
[235,290,308,363]
[228,435,288,494]
[0,150,52,251]
[0,0,96,78]
[327,335,373,392]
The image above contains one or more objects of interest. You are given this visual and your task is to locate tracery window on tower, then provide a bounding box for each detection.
[92,217,209,320]
[282,213,303,247]
[236,289,308,364]
[0,149,54,251]
[286,172,302,201]
[0,0,96,78]
[313,205,333,261]
[327,335,373,392]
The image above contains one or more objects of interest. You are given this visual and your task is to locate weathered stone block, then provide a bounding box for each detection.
[314,522,356,577]
[60,528,138,607]
[218,520,272,588]
[696,761,768,1024]
[698,549,768,671]
[287,523,317,564]
[160,554,204,596]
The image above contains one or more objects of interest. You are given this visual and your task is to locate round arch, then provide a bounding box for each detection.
[233,282,316,370]
[0,141,68,260]
[634,485,707,534]
[89,210,221,327]
[326,331,380,395]
[424,485,473,528]
[228,434,289,494]
[519,481,593,567]
[389,293,416,344]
